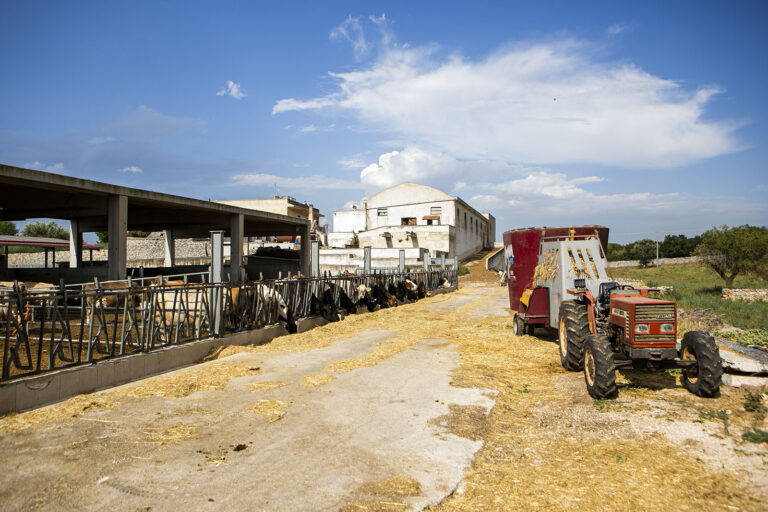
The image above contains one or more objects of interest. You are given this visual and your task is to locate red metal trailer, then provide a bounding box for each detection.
[502,225,609,323]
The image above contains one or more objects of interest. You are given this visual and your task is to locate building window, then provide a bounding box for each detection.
[377,208,388,217]
[430,206,441,215]
[401,217,417,226]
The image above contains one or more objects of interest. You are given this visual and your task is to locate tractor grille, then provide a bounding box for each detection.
[635,304,676,322]
[635,334,676,343]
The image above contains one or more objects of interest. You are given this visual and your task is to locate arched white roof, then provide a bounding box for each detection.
[366,183,455,208]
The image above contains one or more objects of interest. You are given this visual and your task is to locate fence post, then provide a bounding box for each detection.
[364,246,371,275]
[399,250,405,273]
[210,230,224,337]
[453,256,458,272]
[422,252,428,273]
[440,254,445,270]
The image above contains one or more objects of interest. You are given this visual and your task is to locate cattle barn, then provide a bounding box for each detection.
[0,164,312,285]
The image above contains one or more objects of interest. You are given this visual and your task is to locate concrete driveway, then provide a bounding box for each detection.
[0,288,497,511]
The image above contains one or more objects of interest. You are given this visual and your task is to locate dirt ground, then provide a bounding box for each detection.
[1,252,766,511]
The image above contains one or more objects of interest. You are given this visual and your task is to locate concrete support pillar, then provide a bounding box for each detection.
[440,253,446,270]
[364,246,371,275]
[107,195,127,280]
[453,256,458,271]
[422,253,428,272]
[229,214,243,284]
[1,246,7,271]
[299,224,311,277]
[210,230,224,336]
[311,240,319,277]
[399,250,405,273]
[163,229,175,268]
[69,219,83,268]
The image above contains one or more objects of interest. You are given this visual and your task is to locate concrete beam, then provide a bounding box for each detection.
[107,195,127,280]
[229,214,244,284]
[164,229,175,267]
[300,225,311,277]
[69,219,83,268]
[210,230,224,336]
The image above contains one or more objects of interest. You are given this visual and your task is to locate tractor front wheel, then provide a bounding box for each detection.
[680,331,723,398]
[584,335,618,399]
[558,300,590,371]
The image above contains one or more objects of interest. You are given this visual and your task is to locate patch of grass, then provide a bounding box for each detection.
[614,450,625,463]
[458,264,470,276]
[666,368,682,376]
[699,409,729,421]
[611,263,768,329]
[741,428,768,444]
[520,383,530,393]
[714,329,768,349]
[743,390,765,413]
[593,399,622,410]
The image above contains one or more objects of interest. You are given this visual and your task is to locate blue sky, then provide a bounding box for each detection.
[1,1,766,243]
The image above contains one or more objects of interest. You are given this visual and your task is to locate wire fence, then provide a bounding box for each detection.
[0,267,457,382]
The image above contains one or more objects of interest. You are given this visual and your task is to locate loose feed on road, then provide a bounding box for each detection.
[0,256,765,511]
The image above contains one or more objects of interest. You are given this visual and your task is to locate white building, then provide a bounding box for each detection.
[328,183,495,261]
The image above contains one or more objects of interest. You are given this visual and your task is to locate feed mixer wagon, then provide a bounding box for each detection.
[502,226,723,399]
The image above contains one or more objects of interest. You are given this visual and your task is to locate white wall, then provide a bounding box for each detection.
[333,210,367,232]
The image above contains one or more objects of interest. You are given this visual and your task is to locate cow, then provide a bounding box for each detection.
[82,280,141,326]
[252,283,297,334]
[372,282,398,309]
[352,283,378,313]
[310,286,342,322]
[0,281,26,331]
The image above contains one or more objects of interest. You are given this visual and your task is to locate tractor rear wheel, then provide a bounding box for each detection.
[680,331,723,398]
[584,334,618,399]
[558,300,590,371]
[525,322,535,335]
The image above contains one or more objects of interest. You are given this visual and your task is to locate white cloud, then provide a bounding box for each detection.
[331,15,369,59]
[24,161,67,174]
[231,173,363,191]
[274,38,740,168]
[88,136,116,145]
[300,125,318,133]
[359,146,532,192]
[216,80,247,99]
[120,165,143,173]
[338,156,367,170]
[607,23,629,36]
[109,106,204,136]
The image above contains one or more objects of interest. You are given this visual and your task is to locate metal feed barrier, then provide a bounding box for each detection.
[0,268,457,382]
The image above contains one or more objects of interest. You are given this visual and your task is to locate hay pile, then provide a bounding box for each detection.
[342,475,423,512]
[248,381,287,392]
[300,373,336,387]
[0,394,119,434]
[142,423,199,444]
[123,363,261,398]
[245,399,289,423]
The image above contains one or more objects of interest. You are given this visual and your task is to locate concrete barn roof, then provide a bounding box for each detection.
[0,164,309,238]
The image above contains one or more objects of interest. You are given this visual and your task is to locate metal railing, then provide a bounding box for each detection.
[0,268,457,382]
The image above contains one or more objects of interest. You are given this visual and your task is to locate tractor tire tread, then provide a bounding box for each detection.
[559,301,590,371]
[585,335,618,399]
[681,331,723,398]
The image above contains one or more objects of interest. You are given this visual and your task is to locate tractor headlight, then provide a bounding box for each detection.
[635,323,650,334]
[660,323,675,333]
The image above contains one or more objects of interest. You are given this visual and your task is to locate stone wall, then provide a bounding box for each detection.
[722,289,768,302]
[607,256,699,268]
[7,238,211,267]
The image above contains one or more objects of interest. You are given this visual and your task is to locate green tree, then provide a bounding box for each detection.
[22,220,68,240]
[695,225,768,288]
[0,221,17,236]
[660,234,688,258]
[606,243,628,261]
[632,238,657,268]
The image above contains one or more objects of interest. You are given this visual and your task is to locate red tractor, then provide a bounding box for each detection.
[504,226,723,399]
